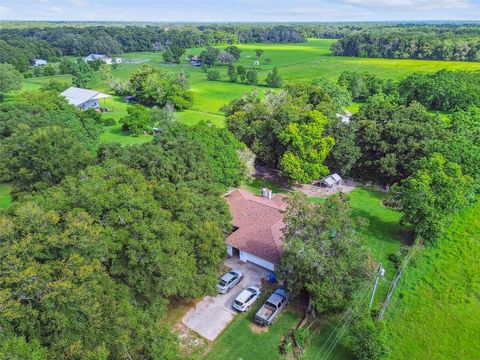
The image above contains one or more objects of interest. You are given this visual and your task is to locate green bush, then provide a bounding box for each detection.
[103,117,117,126]
[207,71,220,81]
[348,315,387,360]
[246,69,258,85]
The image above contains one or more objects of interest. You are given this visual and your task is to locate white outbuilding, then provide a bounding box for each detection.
[60,87,113,110]
[320,173,343,188]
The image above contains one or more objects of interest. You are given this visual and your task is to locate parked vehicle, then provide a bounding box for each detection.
[233,286,261,312]
[254,288,288,325]
[216,269,243,294]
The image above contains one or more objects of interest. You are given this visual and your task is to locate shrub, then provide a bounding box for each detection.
[246,69,258,85]
[207,71,220,81]
[349,315,387,360]
[103,117,117,126]
[43,65,57,76]
[265,67,284,88]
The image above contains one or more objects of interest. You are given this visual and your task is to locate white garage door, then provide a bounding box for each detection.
[239,250,275,271]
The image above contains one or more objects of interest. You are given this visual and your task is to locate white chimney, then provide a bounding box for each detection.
[261,188,272,199]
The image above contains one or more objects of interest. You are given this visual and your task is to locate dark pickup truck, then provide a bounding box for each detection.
[254,288,288,326]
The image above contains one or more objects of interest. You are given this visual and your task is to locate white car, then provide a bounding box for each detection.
[233,286,261,311]
[216,269,243,294]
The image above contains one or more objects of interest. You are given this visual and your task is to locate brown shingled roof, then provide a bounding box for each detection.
[225,189,286,264]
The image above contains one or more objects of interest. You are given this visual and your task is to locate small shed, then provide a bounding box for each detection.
[320,173,343,188]
[31,59,47,66]
[60,87,113,111]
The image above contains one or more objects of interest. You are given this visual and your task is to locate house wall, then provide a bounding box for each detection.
[78,99,100,110]
[226,245,233,256]
[239,250,275,271]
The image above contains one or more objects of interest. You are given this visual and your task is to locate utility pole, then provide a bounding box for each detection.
[369,264,385,308]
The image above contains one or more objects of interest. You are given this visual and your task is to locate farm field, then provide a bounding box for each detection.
[17,39,480,144]
[384,200,480,359]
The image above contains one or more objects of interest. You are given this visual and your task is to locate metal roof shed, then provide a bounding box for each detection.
[60,87,113,110]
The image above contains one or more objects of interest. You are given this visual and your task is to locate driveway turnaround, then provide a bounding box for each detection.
[181,258,270,340]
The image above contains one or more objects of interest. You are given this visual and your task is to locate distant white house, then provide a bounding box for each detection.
[31,59,47,66]
[83,54,122,65]
[60,87,113,110]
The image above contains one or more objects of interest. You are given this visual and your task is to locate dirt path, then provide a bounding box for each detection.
[293,180,357,198]
[255,165,357,198]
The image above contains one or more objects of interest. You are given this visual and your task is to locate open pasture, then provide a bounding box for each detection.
[17,39,480,143]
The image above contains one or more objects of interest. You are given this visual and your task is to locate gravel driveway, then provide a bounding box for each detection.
[181,258,270,340]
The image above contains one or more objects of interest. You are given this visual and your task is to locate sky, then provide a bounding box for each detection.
[1,0,480,22]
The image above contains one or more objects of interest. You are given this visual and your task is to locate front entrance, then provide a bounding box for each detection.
[232,247,240,258]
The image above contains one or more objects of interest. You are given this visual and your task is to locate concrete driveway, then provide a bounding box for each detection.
[181,258,270,340]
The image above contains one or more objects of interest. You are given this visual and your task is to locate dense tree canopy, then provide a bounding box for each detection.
[0,63,22,95]
[72,61,95,88]
[127,65,193,109]
[280,192,371,313]
[398,70,480,111]
[0,93,103,146]
[99,121,247,191]
[3,125,94,197]
[348,97,445,185]
[0,165,203,358]
[427,107,480,191]
[332,30,480,61]
[0,97,102,189]
[279,111,334,183]
[338,71,388,102]
[392,153,474,244]
[223,87,337,182]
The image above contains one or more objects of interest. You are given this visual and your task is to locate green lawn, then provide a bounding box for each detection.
[349,188,404,304]
[205,309,302,360]
[241,177,287,195]
[0,183,12,209]
[384,200,480,359]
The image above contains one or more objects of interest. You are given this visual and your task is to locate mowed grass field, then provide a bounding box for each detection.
[384,200,480,359]
[18,39,480,143]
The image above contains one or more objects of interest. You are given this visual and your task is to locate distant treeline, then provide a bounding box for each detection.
[0,25,305,71]
[3,22,480,71]
[331,29,480,61]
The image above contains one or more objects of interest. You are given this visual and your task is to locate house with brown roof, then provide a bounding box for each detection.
[224,189,287,272]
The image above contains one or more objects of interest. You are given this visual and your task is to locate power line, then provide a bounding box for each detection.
[315,265,381,360]
[314,274,376,360]
[320,288,371,360]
